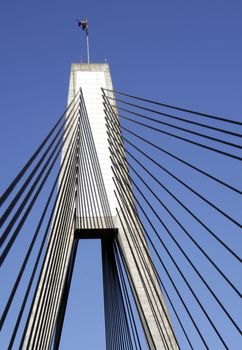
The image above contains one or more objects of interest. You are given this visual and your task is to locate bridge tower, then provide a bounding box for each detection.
[22,63,178,349]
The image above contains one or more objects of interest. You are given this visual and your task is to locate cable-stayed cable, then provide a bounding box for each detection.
[118,114,242,161]
[0,91,79,205]
[105,100,240,345]
[102,103,242,195]
[0,107,79,247]
[6,123,79,348]
[105,102,242,149]
[101,94,242,138]
[1,102,79,229]
[103,88,242,125]
[0,120,79,331]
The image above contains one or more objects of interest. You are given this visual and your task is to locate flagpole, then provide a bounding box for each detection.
[86,33,90,64]
[86,18,90,64]
[80,35,82,63]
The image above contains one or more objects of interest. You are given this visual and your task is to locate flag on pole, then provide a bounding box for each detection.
[77,19,88,35]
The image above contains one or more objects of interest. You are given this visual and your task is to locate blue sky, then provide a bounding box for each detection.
[1,0,241,179]
[1,1,241,349]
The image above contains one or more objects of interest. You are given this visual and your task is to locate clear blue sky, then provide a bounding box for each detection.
[0,1,241,349]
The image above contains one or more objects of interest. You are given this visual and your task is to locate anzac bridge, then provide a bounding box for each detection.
[0,63,241,349]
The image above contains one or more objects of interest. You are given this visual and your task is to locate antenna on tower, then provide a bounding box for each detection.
[77,18,90,64]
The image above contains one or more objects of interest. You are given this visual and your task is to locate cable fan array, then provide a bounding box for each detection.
[103,88,242,350]
[0,90,149,349]
[0,85,241,350]
[1,91,81,348]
